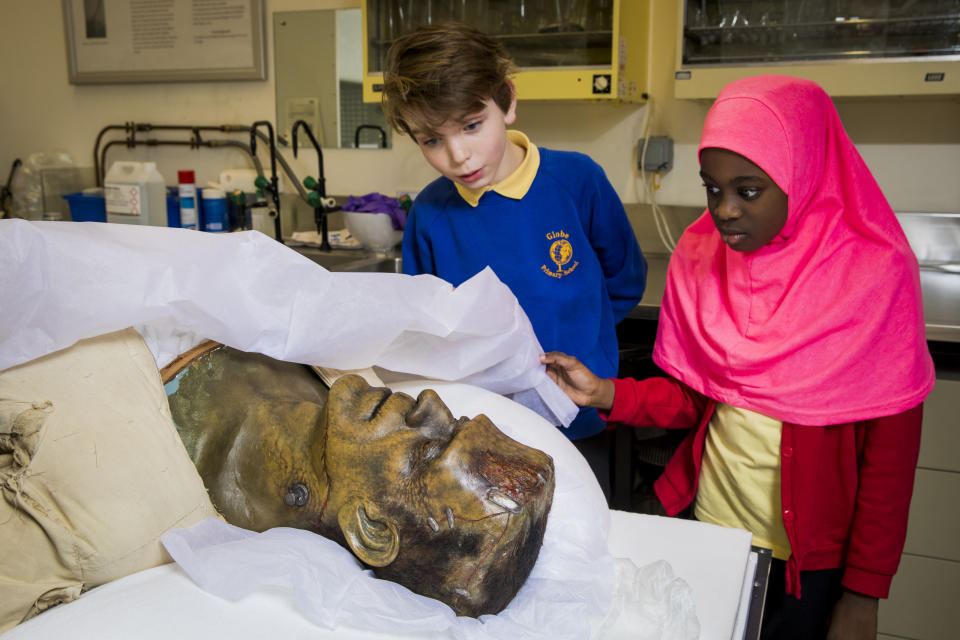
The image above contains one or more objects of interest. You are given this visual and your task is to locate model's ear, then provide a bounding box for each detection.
[337,496,400,567]
[504,78,518,125]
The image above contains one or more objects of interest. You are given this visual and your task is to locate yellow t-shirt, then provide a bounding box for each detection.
[694,403,792,560]
[455,130,540,207]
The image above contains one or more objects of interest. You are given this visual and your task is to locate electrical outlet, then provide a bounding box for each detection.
[638,136,674,172]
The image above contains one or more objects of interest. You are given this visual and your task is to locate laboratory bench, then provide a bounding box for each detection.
[624,252,960,344]
[292,245,402,273]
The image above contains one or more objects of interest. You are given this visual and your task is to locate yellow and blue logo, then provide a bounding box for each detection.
[541,230,579,278]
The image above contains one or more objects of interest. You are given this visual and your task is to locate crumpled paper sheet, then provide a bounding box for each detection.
[161,381,698,640]
[594,559,700,640]
[0,220,575,426]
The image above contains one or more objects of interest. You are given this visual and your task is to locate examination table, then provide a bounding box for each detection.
[0,220,760,639]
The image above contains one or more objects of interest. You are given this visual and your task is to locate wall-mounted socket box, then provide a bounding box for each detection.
[638,136,674,172]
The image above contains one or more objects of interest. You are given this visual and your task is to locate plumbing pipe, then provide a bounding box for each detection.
[249,121,282,242]
[354,124,387,149]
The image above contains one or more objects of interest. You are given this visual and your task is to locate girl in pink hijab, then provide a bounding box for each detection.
[543,75,934,640]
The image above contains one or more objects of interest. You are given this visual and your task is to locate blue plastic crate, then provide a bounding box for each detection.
[62,192,107,222]
[63,190,181,226]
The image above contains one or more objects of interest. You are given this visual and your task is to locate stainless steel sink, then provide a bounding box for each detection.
[291,246,402,273]
[339,256,403,273]
[897,213,960,342]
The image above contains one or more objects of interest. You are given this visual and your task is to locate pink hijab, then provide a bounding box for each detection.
[653,75,934,426]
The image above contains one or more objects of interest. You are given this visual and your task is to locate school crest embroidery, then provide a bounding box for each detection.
[541,230,579,278]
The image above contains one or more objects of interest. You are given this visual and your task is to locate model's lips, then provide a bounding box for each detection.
[458,169,483,184]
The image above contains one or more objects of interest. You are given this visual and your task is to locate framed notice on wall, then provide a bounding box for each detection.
[62,0,266,84]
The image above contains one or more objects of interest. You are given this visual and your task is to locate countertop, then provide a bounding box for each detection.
[296,246,960,343]
[628,254,669,321]
[628,254,960,343]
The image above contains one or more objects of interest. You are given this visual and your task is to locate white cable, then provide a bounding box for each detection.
[636,97,677,253]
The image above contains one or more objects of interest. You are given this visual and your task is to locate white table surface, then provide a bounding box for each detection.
[3,510,753,640]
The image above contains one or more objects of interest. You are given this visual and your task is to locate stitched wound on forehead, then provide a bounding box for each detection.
[477,451,547,503]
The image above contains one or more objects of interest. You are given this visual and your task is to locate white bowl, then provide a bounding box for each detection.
[343,211,403,252]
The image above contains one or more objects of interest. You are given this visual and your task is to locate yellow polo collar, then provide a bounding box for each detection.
[455,130,539,207]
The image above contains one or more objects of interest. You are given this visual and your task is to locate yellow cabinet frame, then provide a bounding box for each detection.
[673,2,960,99]
[362,0,650,103]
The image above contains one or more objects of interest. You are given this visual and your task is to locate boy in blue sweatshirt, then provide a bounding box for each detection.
[382,22,647,501]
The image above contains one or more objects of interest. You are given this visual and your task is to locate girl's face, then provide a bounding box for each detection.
[699,147,788,252]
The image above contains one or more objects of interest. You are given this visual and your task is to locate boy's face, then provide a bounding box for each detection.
[409,95,520,190]
[699,147,788,252]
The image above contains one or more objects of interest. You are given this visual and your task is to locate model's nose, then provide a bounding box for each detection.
[448,139,470,165]
[713,196,740,222]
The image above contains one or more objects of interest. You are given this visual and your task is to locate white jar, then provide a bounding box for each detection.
[104,161,168,227]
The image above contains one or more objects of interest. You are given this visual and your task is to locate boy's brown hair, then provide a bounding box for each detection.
[381,22,517,138]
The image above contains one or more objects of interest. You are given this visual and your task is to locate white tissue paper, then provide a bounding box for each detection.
[594,559,701,640]
[160,381,698,639]
[0,220,576,426]
[0,221,700,639]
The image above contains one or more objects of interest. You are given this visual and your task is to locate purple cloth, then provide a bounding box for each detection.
[342,192,407,230]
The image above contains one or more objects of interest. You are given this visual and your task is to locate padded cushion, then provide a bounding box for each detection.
[0,328,220,633]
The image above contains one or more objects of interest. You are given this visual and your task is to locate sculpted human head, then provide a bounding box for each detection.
[318,374,555,617]
[168,352,555,618]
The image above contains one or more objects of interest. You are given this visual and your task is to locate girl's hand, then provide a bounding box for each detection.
[827,590,878,640]
[540,351,615,411]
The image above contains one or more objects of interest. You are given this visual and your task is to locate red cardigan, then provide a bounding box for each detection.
[603,376,923,599]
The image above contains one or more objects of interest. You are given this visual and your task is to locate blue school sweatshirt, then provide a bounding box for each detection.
[402,143,647,439]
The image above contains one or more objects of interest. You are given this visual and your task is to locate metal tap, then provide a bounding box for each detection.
[250,120,282,242]
[292,119,340,251]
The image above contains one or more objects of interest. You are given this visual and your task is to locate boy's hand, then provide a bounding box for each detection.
[540,351,615,411]
[827,590,878,640]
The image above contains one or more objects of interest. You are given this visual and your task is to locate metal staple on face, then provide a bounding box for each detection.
[486,489,521,514]
[284,482,309,507]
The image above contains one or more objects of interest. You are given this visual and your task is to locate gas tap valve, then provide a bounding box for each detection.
[229,189,251,230]
[303,176,337,210]
[302,175,339,252]
[253,174,274,200]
